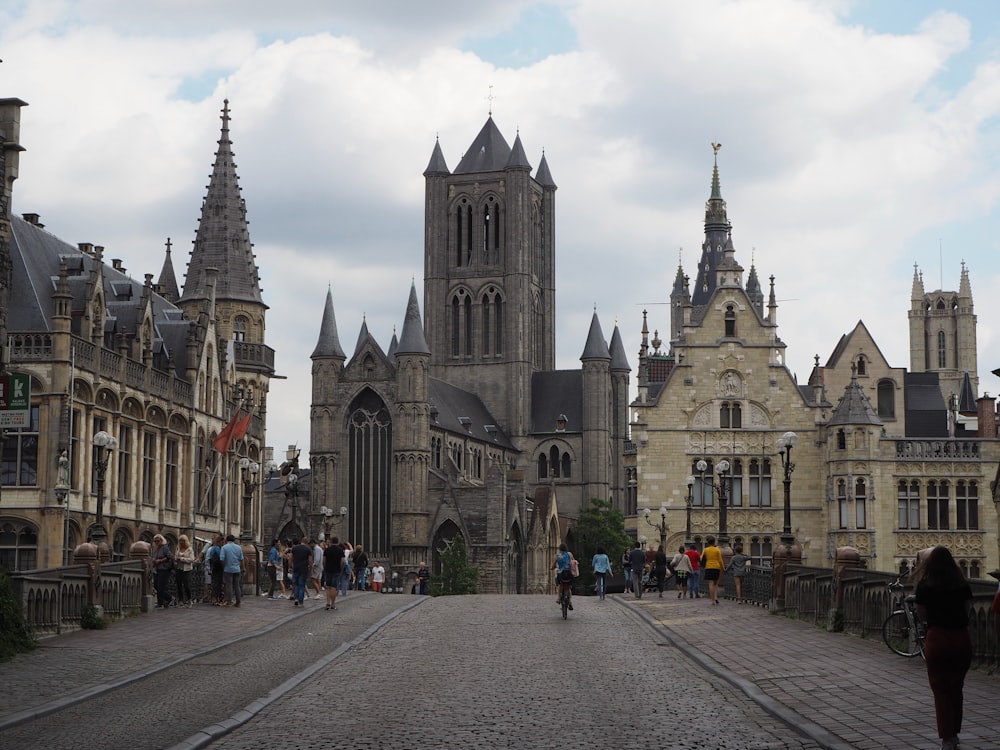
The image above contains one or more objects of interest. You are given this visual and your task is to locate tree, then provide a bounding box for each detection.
[429,534,479,596]
[570,498,630,593]
[0,568,36,661]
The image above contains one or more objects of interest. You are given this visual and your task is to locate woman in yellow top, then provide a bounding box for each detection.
[701,536,725,605]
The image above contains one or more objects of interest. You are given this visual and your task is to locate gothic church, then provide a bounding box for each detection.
[308,117,631,594]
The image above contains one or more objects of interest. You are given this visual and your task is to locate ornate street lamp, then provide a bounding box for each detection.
[696,458,731,549]
[684,475,695,545]
[642,502,669,550]
[772,431,801,610]
[239,457,261,542]
[319,505,347,540]
[91,430,118,544]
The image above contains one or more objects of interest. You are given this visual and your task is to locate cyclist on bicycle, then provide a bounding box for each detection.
[552,543,577,610]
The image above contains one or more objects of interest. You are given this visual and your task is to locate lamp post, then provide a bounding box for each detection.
[696,458,731,550]
[772,431,801,610]
[684,475,695,544]
[239,457,261,542]
[320,505,347,540]
[281,445,301,534]
[91,430,118,545]
[642,502,669,550]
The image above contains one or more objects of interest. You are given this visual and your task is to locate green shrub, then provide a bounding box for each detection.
[0,568,36,661]
[81,604,111,630]
[429,534,479,596]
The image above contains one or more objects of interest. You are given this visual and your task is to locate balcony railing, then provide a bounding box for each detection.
[894,440,982,460]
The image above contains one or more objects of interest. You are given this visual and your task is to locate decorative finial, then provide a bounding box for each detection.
[711,142,722,157]
[486,84,495,116]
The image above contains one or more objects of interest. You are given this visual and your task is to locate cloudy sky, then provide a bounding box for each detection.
[4,0,1000,463]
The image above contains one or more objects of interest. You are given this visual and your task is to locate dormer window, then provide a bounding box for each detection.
[724,305,736,337]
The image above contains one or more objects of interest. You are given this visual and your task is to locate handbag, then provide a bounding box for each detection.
[570,558,580,577]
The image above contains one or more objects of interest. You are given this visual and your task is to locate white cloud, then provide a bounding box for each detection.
[6,0,1000,462]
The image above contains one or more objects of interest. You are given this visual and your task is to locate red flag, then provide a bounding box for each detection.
[231,411,253,442]
[213,410,241,454]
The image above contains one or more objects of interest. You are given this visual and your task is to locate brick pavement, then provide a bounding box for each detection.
[623,592,998,750]
[1,589,996,749]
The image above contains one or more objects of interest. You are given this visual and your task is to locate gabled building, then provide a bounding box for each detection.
[633,150,999,577]
[307,117,632,593]
[0,99,274,570]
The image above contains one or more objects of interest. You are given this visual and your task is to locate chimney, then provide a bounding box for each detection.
[78,242,94,255]
[21,212,42,227]
[112,258,125,272]
[976,395,997,438]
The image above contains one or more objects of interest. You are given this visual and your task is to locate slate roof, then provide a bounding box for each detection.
[311,287,346,359]
[531,370,583,434]
[428,378,515,450]
[454,117,512,174]
[581,312,611,360]
[396,283,430,355]
[903,372,949,437]
[828,371,883,426]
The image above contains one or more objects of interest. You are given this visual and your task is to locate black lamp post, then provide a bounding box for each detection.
[91,430,118,544]
[696,458,731,549]
[642,503,669,550]
[239,457,261,542]
[684,475,695,544]
[320,505,347,540]
[281,445,301,534]
[776,431,797,545]
[772,430,801,610]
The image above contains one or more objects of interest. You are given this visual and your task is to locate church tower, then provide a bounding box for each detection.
[908,262,978,404]
[422,117,556,439]
[178,100,274,412]
[691,144,733,309]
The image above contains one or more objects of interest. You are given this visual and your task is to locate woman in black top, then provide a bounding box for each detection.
[912,546,973,750]
[653,545,669,598]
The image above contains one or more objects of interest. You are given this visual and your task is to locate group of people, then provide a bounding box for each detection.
[265,536,385,609]
[150,532,246,609]
[619,539,752,603]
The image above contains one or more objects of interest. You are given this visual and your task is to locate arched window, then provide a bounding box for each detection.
[856,356,866,376]
[877,380,895,418]
[348,389,392,553]
[855,478,867,528]
[495,297,504,356]
[749,536,772,568]
[482,294,491,356]
[451,297,461,357]
[0,519,38,571]
[537,452,548,480]
[464,295,473,356]
[937,330,947,368]
[836,429,846,450]
[561,452,571,479]
[233,315,248,342]
[837,480,848,529]
[927,480,949,530]
[956,480,978,530]
[550,446,560,478]
[724,305,736,337]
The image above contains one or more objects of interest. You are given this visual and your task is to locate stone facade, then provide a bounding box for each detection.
[633,152,999,578]
[306,117,631,593]
[0,100,274,571]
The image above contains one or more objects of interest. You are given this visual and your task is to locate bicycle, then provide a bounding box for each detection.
[881,577,926,658]
[557,570,573,619]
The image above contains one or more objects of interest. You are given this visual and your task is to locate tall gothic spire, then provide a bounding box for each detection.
[179,100,263,305]
[692,143,733,306]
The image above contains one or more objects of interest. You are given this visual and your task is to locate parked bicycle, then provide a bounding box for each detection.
[881,577,926,658]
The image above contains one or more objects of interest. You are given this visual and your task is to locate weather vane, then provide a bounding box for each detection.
[486,84,495,116]
[711,142,722,156]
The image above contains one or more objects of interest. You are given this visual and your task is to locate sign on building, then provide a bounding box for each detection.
[0,373,31,428]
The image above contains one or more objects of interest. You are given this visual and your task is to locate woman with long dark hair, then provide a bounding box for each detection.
[912,546,972,750]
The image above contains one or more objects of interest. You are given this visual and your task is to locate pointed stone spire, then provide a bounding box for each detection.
[454,117,511,174]
[505,132,532,170]
[311,287,346,359]
[179,100,263,305]
[354,317,371,357]
[829,364,883,426]
[692,144,734,306]
[535,151,557,188]
[581,310,611,361]
[957,370,977,413]
[397,282,431,355]
[767,275,778,325]
[386,327,399,362]
[423,137,450,176]
[911,262,925,302]
[157,238,181,302]
[959,260,972,300]
[609,323,631,372]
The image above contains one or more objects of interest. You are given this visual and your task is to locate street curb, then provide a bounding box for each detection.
[615,596,854,750]
[167,597,427,750]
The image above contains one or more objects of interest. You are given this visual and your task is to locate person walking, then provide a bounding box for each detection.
[591,546,612,600]
[289,536,312,606]
[208,534,225,605]
[174,534,196,607]
[628,542,646,599]
[151,534,174,609]
[672,545,692,598]
[913,546,973,750]
[653,544,669,598]
[265,538,281,599]
[323,536,344,611]
[219,534,245,607]
[727,544,751,603]
[701,536,724,604]
[310,537,324,599]
[353,545,369,591]
[416,560,430,595]
[622,549,633,594]
[340,542,354,596]
[371,560,385,593]
[684,543,702,598]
